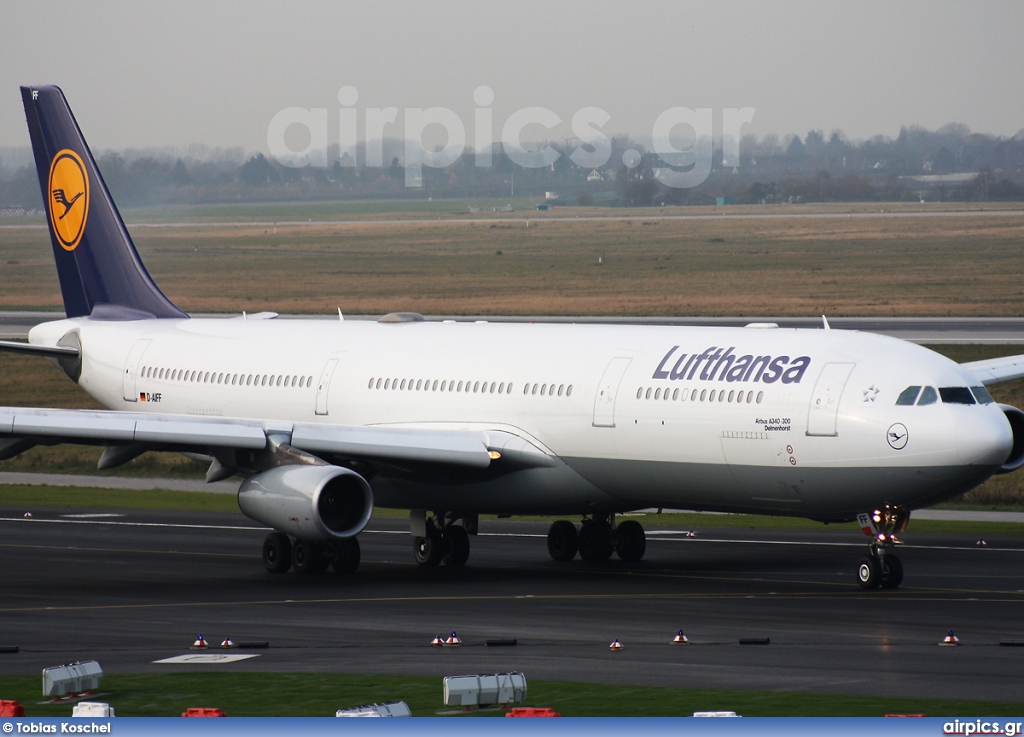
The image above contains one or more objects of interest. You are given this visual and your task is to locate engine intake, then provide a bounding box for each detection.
[996,404,1024,474]
[237,465,373,541]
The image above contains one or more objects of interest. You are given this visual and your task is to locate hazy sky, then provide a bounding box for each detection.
[2,1,1023,155]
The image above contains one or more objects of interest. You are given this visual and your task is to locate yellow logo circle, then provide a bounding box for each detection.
[47,149,90,252]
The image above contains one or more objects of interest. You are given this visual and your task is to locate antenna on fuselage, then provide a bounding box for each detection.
[821,315,831,330]
[338,308,344,321]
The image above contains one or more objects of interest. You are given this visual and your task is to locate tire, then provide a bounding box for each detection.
[413,530,443,566]
[331,537,361,574]
[856,555,881,589]
[547,520,578,561]
[442,526,471,566]
[578,520,614,562]
[262,532,292,574]
[880,554,903,589]
[293,539,329,574]
[614,520,647,562]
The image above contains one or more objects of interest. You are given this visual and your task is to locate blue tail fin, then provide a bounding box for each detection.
[21,86,187,320]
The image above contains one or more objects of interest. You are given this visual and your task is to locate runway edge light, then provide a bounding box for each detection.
[220,637,236,649]
[191,634,208,650]
[431,635,444,647]
[672,630,690,644]
[609,639,623,651]
[941,630,960,646]
[444,631,462,646]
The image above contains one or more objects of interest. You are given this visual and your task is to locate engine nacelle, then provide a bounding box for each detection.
[238,465,373,541]
[995,404,1024,474]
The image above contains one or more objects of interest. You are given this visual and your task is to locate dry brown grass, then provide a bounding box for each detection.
[3,207,1024,316]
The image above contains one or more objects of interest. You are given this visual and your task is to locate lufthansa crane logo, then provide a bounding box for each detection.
[47,149,89,251]
[887,423,908,450]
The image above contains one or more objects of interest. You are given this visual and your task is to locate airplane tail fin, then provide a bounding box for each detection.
[21,86,187,320]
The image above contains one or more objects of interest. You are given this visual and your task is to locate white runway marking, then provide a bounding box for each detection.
[60,513,125,519]
[153,653,259,664]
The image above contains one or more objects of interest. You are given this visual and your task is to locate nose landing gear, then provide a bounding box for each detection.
[856,505,908,589]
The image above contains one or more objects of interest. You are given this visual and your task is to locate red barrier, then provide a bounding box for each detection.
[506,707,561,717]
[0,701,25,717]
[182,707,227,717]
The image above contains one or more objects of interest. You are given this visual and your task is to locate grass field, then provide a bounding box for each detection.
[3,203,1024,316]
[1,672,1022,717]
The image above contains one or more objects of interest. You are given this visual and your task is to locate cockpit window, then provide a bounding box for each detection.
[971,386,995,404]
[939,387,976,405]
[917,386,938,405]
[896,386,921,406]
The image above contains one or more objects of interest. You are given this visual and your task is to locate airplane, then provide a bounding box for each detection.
[4,85,1024,590]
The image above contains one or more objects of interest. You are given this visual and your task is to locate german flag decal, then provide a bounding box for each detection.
[47,149,89,251]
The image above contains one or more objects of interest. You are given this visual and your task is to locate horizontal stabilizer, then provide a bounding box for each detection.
[0,340,79,359]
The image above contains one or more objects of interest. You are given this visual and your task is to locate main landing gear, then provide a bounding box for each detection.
[855,505,908,589]
[412,512,474,567]
[547,515,647,563]
[261,532,361,575]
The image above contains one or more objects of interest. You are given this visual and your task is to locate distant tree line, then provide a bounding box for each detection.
[2,123,1023,209]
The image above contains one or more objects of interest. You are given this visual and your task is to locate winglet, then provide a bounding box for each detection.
[21,86,187,320]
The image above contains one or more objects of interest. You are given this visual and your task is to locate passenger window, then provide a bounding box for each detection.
[971,386,995,404]
[917,386,937,405]
[896,386,921,406]
[939,387,975,405]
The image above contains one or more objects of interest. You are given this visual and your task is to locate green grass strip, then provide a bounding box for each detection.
[0,673,1020,717]
[3,486,1024,535]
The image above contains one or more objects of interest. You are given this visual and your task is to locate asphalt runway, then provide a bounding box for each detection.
[2,507,1023,704]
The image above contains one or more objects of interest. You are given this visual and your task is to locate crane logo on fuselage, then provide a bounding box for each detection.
[652,346,811,384]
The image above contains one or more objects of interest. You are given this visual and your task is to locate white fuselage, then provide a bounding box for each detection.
[29,316,1013,520]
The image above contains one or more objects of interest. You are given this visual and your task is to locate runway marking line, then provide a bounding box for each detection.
[4,517,1023,554]
[3,585,1024,615]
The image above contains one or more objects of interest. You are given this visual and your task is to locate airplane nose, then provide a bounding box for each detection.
[957,409,1013,466]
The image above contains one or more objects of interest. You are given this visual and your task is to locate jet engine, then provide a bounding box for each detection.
[996,404,1024,474]
[237,464,373,541]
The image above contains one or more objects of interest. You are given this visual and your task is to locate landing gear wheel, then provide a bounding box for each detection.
[262,532,292,574]
[614,520,647,562]
[293,539,329,574]
[880,554,903,589]
[547,520,579,561]
[331,537,361,574]
[856,556,881,589]
[578,520,614,562]
[414,530,443,566]
[441,526,470,566]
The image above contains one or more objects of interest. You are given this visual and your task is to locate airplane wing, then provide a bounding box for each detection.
[961,355,1024,386]
[0,407,536,475]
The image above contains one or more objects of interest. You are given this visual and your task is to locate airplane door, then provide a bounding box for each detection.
[592,357,631,428]
[806,362,855,437]
[122,339,151,402]
[315,358,339,416]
